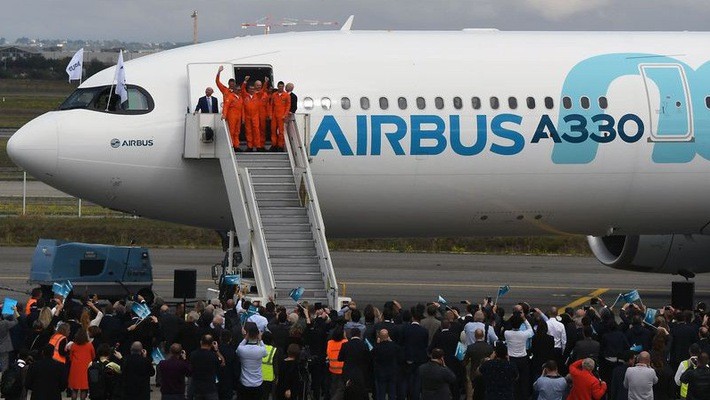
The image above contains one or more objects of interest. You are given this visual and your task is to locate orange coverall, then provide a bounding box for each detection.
[270,91,291,148]
[222,91,243,149]
[242,94,261,149]
[215,70,231,97]
[257,89,271,145]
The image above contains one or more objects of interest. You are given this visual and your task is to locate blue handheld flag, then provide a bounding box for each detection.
[644,308,658,325]
[224,275,240,286]
[622,290,641,303]
[289,287,305,302]
[1,298,17,316]
[151,348,165,364]
[437,295,448,305]
[498,285,511,297]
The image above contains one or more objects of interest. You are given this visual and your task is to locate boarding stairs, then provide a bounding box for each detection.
[185,113,339,308]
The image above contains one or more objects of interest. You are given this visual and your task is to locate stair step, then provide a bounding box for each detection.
[239,161,291,168]
[273,272,323,279]
[245,167,293,175]
[270,265,321,273]
[269,247,316,257]
[270,255,320,264]
[255,191,300,201]
[236,153,289,161]
[251,175,294,184]
[268,240,316,249]
[256,199,302,207]
[263,224,312,233]
[262,215,309,224]
[259,207,307,217]
[264,231,313,241]
[252,183,297,192]
[274,281,325,289]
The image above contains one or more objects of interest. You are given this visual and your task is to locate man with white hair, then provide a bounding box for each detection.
[568,358,607,400]
[623,351,658,400]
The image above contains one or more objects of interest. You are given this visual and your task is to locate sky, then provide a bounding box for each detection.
[4,0,710,43]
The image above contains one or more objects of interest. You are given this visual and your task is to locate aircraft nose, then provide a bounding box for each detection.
[6,114,58,179]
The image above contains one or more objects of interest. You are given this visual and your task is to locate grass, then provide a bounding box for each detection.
[0,80,74,128]
[0,216,222,248]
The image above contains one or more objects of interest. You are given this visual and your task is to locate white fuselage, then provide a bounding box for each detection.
[8,31,710,237]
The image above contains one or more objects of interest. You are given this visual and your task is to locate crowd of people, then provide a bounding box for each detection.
[0,287,709,400]
[194,66,297,153]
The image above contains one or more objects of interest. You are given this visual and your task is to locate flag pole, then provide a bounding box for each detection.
[106,50,120,112]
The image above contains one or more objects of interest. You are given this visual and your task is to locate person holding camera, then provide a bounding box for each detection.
[567,358,607,400]
[120,341,155,400]
[676,344,703,399]
[189,334,225,400]
[157,343,191,400]
[623,351,657,400]
[679,352,710,400]
[532,360,568,400]
[237,322,268,400]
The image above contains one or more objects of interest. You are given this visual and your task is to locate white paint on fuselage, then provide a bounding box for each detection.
[12,31,710,237]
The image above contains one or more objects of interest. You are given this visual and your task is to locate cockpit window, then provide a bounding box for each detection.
[58,85,154,114]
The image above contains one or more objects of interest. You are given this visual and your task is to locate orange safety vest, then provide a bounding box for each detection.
[327,339,347,375]
[25,298,37,315]
[48,333,66,363]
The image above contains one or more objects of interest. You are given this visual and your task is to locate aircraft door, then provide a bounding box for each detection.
[187,63,234,113]
[640,64,693,141]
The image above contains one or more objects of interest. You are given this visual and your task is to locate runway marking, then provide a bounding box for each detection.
[559,288,609,313]
[338,281,710,293]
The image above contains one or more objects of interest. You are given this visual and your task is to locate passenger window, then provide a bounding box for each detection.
[526,97,535,109]
[490,97,499,110]
[341,97,351,110]
[321,97,332,110]
[580,96,590,110]
[416,97,426,110]
[435,97,444,110]
[471,97,481,110]
[398,97,407,110]
[544,97,554,109]
[508,97,517,109]
[379,97,389,110]
[599,96,608,109]
[360,97,370,110]
[453,97,462,110]
[562,96,572,109]
[304,97,314,110]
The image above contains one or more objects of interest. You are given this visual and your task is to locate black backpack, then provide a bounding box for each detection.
[0,362,23,397]
[87,361,108,398]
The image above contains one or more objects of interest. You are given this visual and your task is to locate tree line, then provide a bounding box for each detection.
[1,54,110,80]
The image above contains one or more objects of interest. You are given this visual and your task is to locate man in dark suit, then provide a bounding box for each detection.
[464,328,495,400]
[286,82,297,114]
[430,319,465,400]
[25,344,67,400]
[372,329,402,400]
[120,341,155,400]
[338,328,372,390]
[402,309,429,400]
[195,87,219,113]
[418,348,457,400]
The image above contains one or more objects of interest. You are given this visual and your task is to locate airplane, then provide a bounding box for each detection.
[8,27,710,281]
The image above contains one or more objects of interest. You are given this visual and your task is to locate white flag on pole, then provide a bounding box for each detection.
[65,48,83,82]
[114,50,128,104]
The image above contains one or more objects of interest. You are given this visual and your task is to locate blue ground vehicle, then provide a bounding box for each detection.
[29,239,153,301]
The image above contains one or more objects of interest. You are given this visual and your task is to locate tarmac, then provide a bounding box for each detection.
[0,247,707,312]
[0,247,708,399]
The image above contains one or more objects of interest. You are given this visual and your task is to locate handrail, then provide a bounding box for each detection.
[240,168,276,296]
[216,119,252,267]
[285,114,339,308]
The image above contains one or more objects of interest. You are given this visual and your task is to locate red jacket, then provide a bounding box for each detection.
[567,359,607,400]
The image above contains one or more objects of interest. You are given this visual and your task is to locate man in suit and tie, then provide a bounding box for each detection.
[402,309,429,400]
[195,87,218,114]
[338,328,373,395]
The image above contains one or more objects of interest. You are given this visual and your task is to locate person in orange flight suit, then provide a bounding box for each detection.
[221,87,243,151]
[253,77,271,151]
[270,81,291,151]
[242,84,261,152]
[215,65,238,97]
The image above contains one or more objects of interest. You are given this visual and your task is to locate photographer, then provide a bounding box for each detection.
[237,322,267,400]
[675,344,702,399]
[679,353,710,400]
[532,360,568,400]
[189,334,225,400]
[157,343,191,400]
